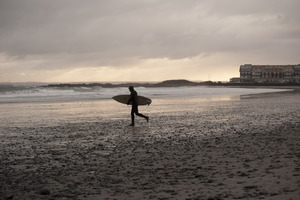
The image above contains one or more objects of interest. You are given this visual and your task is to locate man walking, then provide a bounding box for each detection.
[127,86,149,126]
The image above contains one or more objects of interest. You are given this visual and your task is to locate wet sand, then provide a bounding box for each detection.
[0,92,299,199]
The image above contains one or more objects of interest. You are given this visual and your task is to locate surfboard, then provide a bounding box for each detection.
[112,95,152,106]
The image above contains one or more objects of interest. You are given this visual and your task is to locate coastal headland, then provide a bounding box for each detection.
[42,79,300,89]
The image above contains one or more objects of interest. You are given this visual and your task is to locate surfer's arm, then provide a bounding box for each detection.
[127,93,133,104]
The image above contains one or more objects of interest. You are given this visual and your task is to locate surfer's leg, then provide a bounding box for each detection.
[135,106,149,122]
[136,112,149,122]
[130,108,135,126]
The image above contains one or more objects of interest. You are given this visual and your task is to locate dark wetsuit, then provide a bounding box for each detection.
[127,89,148,125]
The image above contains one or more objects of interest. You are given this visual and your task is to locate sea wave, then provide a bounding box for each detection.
[0,83,291,104]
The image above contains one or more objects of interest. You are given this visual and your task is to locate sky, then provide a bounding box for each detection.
[0,0,299,83]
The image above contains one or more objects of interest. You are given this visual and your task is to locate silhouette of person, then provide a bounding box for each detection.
[127,86,149,126]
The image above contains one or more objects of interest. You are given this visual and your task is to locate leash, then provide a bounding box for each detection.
[141,104,150,112]
[127,104,150,112]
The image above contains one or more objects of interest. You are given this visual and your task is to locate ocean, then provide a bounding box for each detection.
[0,83,293,128]
[0,83,290,104]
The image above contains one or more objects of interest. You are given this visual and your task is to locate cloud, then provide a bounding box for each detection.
[0,0,299,82]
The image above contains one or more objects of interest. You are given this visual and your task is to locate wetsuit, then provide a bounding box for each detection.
[127,89,148,125]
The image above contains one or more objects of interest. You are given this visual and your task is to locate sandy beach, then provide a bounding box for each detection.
[0,90,299,200]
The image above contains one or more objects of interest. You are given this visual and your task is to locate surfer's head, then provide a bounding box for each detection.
[129,86,134,92]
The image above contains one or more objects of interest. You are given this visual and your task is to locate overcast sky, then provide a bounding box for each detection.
[0,0,299,82]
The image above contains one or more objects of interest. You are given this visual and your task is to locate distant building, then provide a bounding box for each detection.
[230,77,240,83]
[238,64,300,83]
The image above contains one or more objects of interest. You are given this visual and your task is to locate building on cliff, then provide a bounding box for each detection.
[230,64,300,83]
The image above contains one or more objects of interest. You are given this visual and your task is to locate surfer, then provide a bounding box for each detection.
[127,86,149,126]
